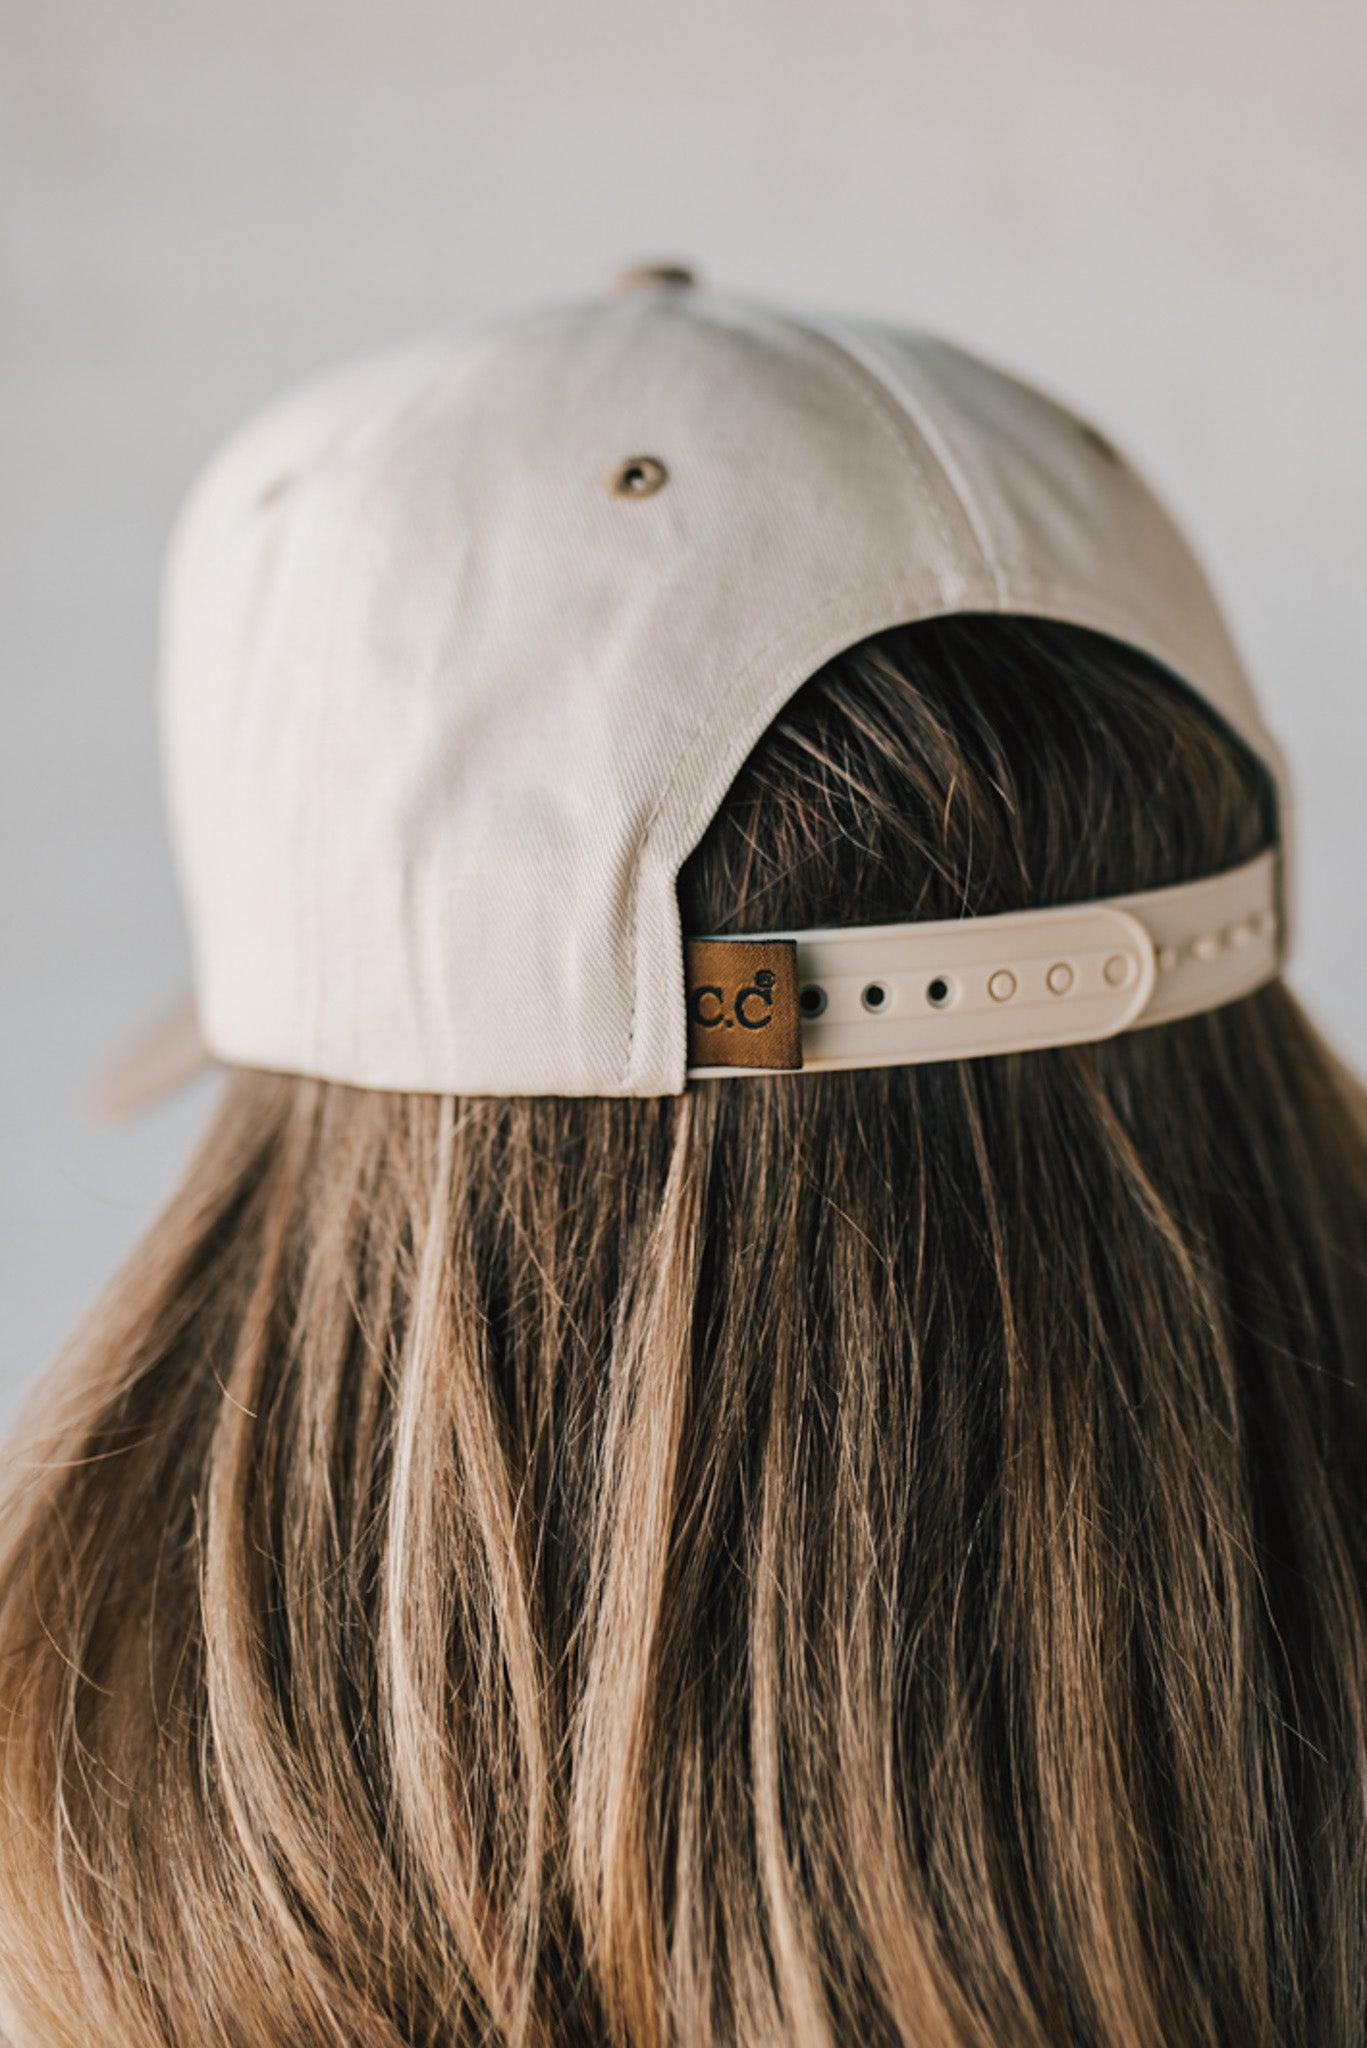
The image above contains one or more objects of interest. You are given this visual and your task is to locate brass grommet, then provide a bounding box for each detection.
[608,455,668,499]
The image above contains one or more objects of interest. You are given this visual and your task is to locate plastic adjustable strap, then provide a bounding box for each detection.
[684,849,1281,1079]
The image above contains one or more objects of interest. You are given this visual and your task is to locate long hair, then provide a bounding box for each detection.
[0,617,1363,2047]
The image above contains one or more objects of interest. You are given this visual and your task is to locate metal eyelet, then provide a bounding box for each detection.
[608,455,668,499]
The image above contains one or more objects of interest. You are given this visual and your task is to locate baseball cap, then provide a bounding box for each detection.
[114,265,1289,1107]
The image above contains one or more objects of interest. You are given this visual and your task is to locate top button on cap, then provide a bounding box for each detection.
[613,261,698,292]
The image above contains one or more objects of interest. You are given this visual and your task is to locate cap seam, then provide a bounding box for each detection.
[778,309,1004,602]
[737,306,972,566]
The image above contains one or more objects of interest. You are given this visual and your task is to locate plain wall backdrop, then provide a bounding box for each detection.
[3,0,1364,1424]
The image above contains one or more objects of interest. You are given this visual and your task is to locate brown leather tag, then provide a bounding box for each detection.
[683,938,803,1071]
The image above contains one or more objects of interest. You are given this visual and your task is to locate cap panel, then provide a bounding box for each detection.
[161,340,465,1084]
[165,291,1007,1095]
[814,318,1287,794]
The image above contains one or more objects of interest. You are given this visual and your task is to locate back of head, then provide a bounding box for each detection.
[1,615,1364,2047]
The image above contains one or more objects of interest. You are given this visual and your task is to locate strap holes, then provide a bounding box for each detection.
[799,983,827,1018]
[925,977,953,1009]
[861,981,889,1012]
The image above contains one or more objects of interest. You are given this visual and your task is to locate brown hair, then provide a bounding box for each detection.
[0,618,1363,2047]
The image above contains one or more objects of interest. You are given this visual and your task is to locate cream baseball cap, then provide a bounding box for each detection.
[132,266,1289,1104]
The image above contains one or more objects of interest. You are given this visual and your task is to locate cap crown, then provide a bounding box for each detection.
[161,285,1284,1096]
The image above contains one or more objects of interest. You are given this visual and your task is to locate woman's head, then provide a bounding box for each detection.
[0,616,1363,2048]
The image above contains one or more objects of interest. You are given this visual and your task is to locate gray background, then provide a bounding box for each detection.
[3,0,1364,1426]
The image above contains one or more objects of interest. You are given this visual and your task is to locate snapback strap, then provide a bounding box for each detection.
[684,849,1281,1078]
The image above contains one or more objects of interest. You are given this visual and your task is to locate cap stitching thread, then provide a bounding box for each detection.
[802,318,1006,607]
[762,315,965,564]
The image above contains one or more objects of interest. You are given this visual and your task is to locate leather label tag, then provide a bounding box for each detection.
[683,938,803,1071]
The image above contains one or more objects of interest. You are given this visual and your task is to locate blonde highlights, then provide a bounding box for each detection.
[1,619,1364,2045]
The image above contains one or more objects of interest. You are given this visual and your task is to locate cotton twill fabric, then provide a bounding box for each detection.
[159,288,1284,1097]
